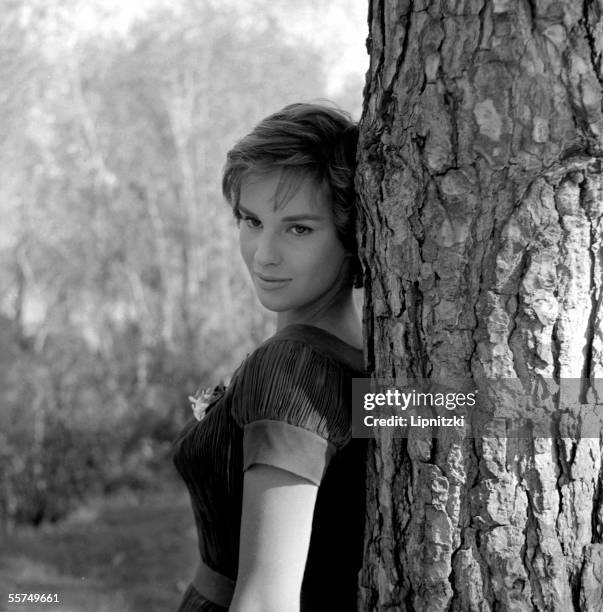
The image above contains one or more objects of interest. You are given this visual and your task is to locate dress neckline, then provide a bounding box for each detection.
[271,323,365,374]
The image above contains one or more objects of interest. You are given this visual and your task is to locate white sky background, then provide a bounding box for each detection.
[68,0,370,101]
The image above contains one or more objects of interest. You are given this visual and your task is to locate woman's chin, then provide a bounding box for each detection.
[256,294,289,312]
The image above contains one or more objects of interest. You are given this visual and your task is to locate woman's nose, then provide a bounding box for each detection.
[253,231,282,266]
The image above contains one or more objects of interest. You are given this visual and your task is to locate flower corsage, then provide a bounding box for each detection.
[188,381,227,421]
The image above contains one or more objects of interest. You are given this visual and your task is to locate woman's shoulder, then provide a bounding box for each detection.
[228,324,363,448]
[253,323,365,375]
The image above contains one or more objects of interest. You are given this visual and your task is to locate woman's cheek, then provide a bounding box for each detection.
[239,230,252,260]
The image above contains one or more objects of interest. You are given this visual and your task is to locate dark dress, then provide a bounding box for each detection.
[172,324,367,611]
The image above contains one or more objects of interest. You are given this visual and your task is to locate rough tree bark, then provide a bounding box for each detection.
[357,1,603,611]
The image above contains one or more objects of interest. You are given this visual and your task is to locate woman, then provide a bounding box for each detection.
[172,103,366,612]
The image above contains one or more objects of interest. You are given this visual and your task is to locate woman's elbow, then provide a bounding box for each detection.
[229,588,299,612]
[230,604,297,612]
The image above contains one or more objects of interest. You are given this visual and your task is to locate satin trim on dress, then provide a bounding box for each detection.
[191,560,235,608]
[243,418,336,485]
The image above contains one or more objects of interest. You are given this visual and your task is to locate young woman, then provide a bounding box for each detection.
[172,103,367,612]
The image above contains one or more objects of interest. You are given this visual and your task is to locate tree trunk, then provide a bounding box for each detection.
[357,1,603,611]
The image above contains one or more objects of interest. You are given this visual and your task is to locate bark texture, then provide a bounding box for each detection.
[357,1,603,610]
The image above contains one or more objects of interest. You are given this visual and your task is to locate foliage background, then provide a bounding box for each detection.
[0,0,366,527]
[0,1,367,607]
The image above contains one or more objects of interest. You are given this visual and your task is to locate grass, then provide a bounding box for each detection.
[0,477,198,612]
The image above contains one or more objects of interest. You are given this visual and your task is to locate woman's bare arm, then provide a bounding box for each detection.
[229,464,318,612]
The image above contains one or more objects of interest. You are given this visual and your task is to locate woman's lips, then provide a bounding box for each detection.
[254,273,291,290]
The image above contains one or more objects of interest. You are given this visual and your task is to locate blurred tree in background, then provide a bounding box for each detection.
[0,0,365,527]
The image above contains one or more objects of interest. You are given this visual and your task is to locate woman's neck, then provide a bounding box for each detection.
[276,289,363,350]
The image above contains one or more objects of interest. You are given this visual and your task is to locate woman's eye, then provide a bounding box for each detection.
[242,216,261,228]
[289,225,312,236]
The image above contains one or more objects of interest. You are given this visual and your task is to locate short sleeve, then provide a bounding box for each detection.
[229,339,352,485]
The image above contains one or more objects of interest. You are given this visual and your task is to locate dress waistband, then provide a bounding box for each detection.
[191,560,236,608]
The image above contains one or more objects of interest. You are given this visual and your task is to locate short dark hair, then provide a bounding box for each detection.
[222,102,362,288]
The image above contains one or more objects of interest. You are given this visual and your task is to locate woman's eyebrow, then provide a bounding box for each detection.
[280,213,327,222]
[237,205,258,217]
[238,204,326,222]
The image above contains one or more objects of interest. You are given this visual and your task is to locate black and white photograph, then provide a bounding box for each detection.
[1,1,602,611]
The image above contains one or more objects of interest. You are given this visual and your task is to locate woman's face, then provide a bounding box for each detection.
[238,170,350,317]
